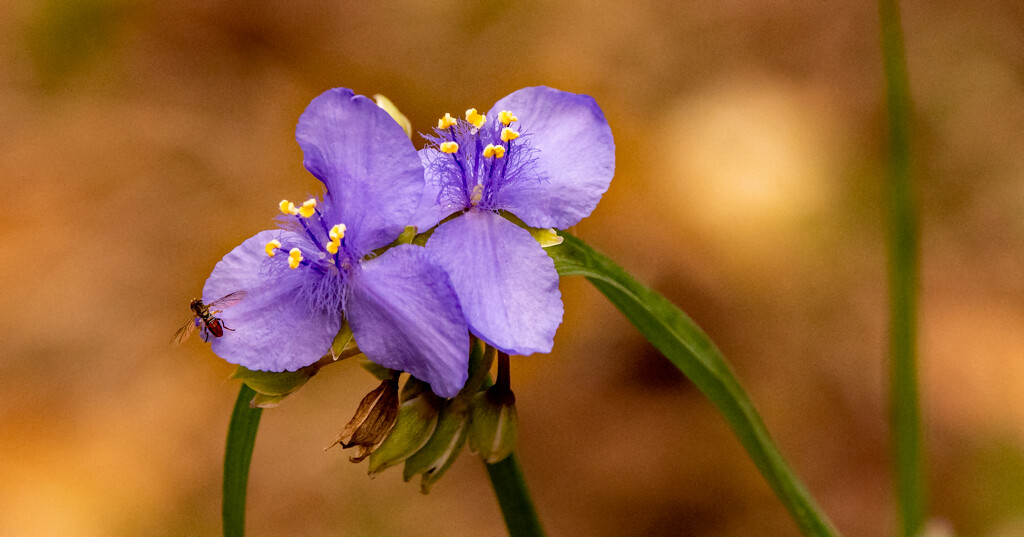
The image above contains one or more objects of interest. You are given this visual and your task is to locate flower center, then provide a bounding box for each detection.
[424,107,535,212]
[266,198,352,272]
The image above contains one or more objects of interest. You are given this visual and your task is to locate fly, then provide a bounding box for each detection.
[172,290,247,344]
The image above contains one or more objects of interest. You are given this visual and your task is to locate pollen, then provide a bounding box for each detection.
[440,141,460,154]
[326,241,339,254]
[329,223,347,242]
[470,184,484,206]
[500,127,520,142]
[437,113,457,130]
[288,248,303,269]
[498,110,518,125]
[279,199,298,215]
[298,198,317,218]
[482,144,505,158]
[265,239,282,257]
[465,108,486,129]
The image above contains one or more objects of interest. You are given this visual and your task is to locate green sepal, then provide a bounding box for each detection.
[327,320,359,361]
[468,387,518,464]
[231,365,315,397]
[402,405,468,493]
[360,357,397,381]
[367,391,442,475]
[249,392,288,409]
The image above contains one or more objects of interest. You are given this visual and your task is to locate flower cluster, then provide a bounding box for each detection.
[200,85,614,402]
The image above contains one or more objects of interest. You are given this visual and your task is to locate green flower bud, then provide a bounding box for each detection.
[468,385,518,464]
[367,387,441,476]
[328,377,400,462]
[402,405,469,493]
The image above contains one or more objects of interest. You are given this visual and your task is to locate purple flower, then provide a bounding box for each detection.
[411,87,615,355]
[202,88,470,397]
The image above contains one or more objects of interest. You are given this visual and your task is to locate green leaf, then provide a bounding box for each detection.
[548,233,841,537]
[879,0,925,534]
[223,384,263,537]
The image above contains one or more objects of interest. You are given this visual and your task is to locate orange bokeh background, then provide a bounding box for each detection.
[3,1,1024,535]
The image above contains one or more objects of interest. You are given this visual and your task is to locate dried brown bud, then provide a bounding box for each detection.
[328,376,400,462]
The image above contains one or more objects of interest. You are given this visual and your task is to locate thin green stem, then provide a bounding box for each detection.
[484,454,546,537]
[223,384,263,537]
[878,1,924,535]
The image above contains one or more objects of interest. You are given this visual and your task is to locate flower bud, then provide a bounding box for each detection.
[468,385,518,464]
[367,385,442,476]
[328,377,400,462]
[373,94,412,139]
[402,405,469,493]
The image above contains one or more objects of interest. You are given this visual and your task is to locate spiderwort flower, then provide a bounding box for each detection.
[412,87,615,355]
[202,88,470,397]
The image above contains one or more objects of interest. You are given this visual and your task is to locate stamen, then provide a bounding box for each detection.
[326,241,339,254]
[265,239,282,257]
[288,248,303,269]
[500,127,519,142]
[498,110,518,125]
[440,141,460,154]
[482,144,505,158]
[465,108,486,129]
[279,199,299,215]
[470,184,484,206]
[437,113,457,130]
[298,198,317,218]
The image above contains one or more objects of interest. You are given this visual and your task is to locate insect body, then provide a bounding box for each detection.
[172,291,247,344]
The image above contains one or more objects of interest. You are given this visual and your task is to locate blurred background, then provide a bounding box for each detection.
[2,0,1024,535]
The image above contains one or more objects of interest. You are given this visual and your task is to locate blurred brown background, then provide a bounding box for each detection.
[3,0,1024,535]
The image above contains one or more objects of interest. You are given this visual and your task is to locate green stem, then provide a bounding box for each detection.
[484,454,546,537]
[223,384,263,537]
[878,1,925,535]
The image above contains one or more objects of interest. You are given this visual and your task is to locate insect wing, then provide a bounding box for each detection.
[171,317,198,345]
[208,290,247,310]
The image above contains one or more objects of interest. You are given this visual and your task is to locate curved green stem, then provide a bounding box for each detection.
[223,384,263,537]
[484,454,546,537]
[879,0,925,534]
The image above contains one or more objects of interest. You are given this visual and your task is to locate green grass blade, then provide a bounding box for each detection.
[878,0,925,534]
[549,234,841,537]
[223,384,263,537]
[484,454,546,537]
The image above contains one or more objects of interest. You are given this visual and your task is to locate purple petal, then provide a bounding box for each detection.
[426,210,563,355]
[410,149,464,232]
[203,230,340,372]
[346,244,470,397]
[486,86,615,229]
[296,88,424,255]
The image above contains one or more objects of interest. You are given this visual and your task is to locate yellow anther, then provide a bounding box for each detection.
[482,144,506,158]
[500,127,520,142]
[437,113,457,130]
[470,184,483,206]
[279,199,298,215]
[265,239,282,257]
[329,223,347,242]
[465,108,486,129]
[498,110,518,125]
[326,240,339,254]
[288,248,303,269]
[440,141,460,154]
[298,198,317,218]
